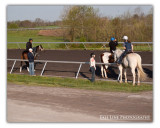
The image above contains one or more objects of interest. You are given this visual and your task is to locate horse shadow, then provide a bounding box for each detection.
[107,66,118,79]
[95,65,118,80]
[143,68,153,78]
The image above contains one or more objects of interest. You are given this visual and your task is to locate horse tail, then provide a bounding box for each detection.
[137,57,147,81]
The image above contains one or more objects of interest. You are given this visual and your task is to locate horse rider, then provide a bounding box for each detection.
[109,37,118,53]
[26,38,36,56]
[26,38,33,52]
[117,36,133,65]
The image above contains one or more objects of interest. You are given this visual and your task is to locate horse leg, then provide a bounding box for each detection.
[131,68,136,86]
[25,61,29,72]
[137,68,140,86]
[118,65,123,83]
[124,68,127,83]
[104,65,108,78]
[27,62,29,72]
[20,54,24,72]
[20,61,23,72]
[101,65,104,78]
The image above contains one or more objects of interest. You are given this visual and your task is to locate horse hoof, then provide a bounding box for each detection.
[119,81,122,83]
[125,81,127,83]
[133,84,135,86]
[105,77,108,79]
[137,83,140,86]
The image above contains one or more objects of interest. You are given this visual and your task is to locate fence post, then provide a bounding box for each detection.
[65,43,69,49]
[48,43,51,49]
[147,43,152,51]
[76,63,83,79]
[40,62,47,76]
[10,60,16,74]
[82,43,87,50]
[16,43,21,49]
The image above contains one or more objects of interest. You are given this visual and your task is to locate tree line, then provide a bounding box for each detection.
[61,6,153,42]
[7,18,62,28]
[7,6,153,42]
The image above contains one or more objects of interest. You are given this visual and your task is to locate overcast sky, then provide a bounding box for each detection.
[7,5,152,21]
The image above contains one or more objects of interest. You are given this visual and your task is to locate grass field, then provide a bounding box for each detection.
[7,30,153,51]
[7,74,152,93]
[7,42,153,51]
[7,30,64,42]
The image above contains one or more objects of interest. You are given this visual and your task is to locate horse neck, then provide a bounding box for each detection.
[116,50,123,58]
[35,46,39,53]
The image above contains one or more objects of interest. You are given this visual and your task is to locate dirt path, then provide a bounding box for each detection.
[7,49,153,82]
[7,84,153,122]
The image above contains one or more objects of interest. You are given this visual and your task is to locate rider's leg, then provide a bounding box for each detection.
[117,51,127,64]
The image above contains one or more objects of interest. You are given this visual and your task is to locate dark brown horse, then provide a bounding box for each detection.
[20,45,44,72]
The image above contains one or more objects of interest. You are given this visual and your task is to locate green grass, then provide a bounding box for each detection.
[7,43,66,49]
[35,25,61,29]
[7,30,64,42]
[7,30,153,51]
[7,43,153,51]
[7,74,152,93]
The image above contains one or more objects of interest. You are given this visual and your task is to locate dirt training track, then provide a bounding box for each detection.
[7,49,153,122]
[7,49,153,82]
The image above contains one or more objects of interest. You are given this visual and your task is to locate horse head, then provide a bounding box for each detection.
[38,45,44,51]
[113,49,123,62]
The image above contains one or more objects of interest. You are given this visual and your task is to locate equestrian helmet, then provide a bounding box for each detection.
[111,37,115,41]
[122,36,128,40]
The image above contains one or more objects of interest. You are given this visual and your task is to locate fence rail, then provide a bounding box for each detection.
[7,59,153,80]
[8,42,153,44]
[7,42,153,51]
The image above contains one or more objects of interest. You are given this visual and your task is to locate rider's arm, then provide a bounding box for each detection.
[123,43,126,50]
[131,44,133,52]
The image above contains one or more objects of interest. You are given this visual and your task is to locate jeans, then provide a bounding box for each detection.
[117,50,131,64]
[29,62,34,75]
[90,67,95,82]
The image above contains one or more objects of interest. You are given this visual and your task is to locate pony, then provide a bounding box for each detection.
[113,49,147,85]
[100,52,114,78]
[20,45,44,72]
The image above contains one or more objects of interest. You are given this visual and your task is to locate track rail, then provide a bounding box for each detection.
[7,59,153,81]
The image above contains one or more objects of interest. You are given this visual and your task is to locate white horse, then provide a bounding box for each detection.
[100,52,114,78]
[113,49,147,85]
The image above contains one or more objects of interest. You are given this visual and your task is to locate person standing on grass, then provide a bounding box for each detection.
[28,48,35,76]
[90,53,96,82]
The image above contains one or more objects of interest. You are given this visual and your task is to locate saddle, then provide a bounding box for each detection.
[123,51,133,58]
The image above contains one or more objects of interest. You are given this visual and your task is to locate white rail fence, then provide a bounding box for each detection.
[7,59,153,80]
[7,42,153,51]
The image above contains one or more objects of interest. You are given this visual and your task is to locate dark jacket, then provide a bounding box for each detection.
[123,41,132,51]
[26,42,32,51]
[109,41,118,53]
[28,52,34,63]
